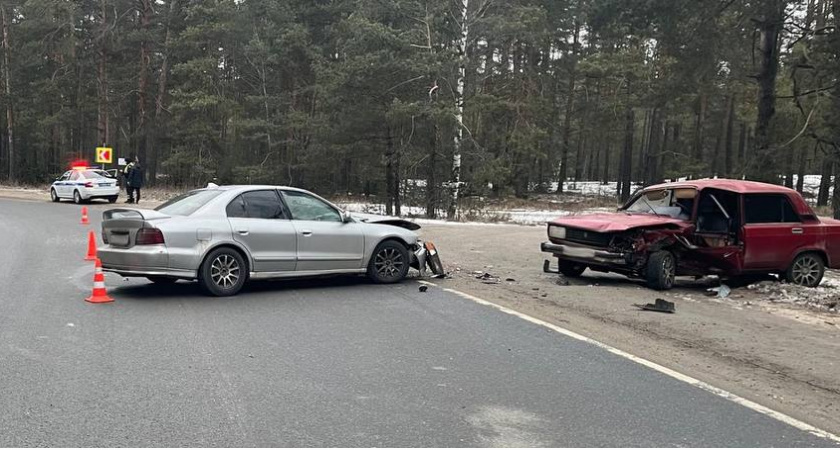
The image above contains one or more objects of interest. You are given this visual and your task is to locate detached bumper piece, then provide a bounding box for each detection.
[415,241,444,277]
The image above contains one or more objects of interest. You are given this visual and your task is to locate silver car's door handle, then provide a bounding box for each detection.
[301,230,313,236]
[792,228,804,235]
[237,229,249,236]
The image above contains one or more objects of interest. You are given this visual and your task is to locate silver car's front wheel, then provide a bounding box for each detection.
[368,240,409,284]
[199,248,247,296]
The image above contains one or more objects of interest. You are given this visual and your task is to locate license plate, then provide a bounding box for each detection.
[98,183,110,187]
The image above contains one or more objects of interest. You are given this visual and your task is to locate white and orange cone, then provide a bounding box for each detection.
[86,258,113,304]
[80,206,90,225]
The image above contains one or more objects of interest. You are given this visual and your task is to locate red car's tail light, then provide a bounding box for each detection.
[136,228,165,245]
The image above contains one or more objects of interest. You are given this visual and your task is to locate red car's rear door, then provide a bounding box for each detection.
[742,194,816,270]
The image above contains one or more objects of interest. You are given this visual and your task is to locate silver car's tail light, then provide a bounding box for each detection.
[136,228,165,245]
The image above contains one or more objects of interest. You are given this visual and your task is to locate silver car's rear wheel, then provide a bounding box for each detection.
[211,254,241,289]
[368,240,409,284]
[73,190,82,204]
[199,248,247,296]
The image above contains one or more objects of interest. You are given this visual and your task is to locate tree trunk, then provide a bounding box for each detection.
[637,108,651,183]
[620,106,635,202]
[385,127,395,216]
[150,0,179,185]
[426,119,439,219]
[750,0,787,183]
[796,143,812,193]
[602,142,611,184]
[723,93,735,177]
[557,19,580,194]
[833,163,840,220]
[737,122,747,177]
[1,5,14,182]
[136,0,153,168]
[818,154,832,207]
[96,0,110,149]
[447,0,469,219]
[693,92,707,176]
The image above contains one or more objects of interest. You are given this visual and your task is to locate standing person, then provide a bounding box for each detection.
[123,157,135,203]
[127,157,145,204]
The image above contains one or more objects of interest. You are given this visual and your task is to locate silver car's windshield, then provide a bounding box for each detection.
[156,190,224,216]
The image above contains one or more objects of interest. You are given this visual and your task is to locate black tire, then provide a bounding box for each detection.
[73,190,83,204]
[50,188,60,202]
[557,259,586,277]
[368,240,410,284]
[785,253,824,287]
[646,250,676,290]
[198,248,248,296]
[108,196,118,203]
[147,276,177,284]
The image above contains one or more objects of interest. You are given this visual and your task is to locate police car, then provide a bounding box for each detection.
[50,166,120,204]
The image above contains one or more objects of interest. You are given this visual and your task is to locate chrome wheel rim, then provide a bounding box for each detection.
[662,254,675,287]
[792,256,820,286]
[211,254,241,289]
[74,191,80,203]
[51,190,57,201]
[374,247,405,280]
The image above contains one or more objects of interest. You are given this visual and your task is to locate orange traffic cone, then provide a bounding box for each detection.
[80,206,90,225]
[84,230,98,261]
[86,258,113,304]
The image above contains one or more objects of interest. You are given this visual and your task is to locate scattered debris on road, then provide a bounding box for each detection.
[746,280,840,314]
[707,284,731,298]
[419,285,429,293]
[635,298,676,314]
[475,272,501,284]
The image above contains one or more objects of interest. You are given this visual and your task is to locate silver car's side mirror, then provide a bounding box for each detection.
[341,211,353,223]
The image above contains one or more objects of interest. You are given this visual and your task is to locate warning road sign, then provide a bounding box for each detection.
[95,147,113,164]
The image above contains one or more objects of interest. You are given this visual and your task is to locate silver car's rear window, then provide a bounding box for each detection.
[155,190,223,216]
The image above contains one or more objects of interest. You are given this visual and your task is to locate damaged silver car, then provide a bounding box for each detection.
[98,185,442,296]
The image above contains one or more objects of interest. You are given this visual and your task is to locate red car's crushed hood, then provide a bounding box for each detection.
[548,212,687,233]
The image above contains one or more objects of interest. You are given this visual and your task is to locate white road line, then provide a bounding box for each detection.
[417,280,840,443]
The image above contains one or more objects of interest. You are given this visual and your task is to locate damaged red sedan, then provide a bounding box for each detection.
[541,179,840,290]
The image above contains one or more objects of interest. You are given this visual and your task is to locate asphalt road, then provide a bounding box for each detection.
[0,197,836,447]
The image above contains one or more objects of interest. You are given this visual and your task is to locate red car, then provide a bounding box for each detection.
[541,179,840,290]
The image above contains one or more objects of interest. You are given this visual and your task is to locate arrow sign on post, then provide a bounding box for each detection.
[95,147,113,164]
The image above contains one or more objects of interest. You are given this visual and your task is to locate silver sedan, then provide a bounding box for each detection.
[98,185,438,296]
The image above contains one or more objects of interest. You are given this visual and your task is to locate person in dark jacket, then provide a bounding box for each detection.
[127,157,145,204]
[123,157,135,203]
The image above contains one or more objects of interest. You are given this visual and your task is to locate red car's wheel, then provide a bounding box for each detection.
[646,250,676,290]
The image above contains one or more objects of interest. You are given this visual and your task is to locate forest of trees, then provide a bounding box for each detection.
[0,0,839,217]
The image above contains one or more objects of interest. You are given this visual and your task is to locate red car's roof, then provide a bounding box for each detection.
[643,178,795,194]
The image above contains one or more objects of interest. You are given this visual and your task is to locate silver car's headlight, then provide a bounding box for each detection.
[548,225,566,240]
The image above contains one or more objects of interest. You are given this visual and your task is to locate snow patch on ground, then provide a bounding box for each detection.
[338,201,612,226]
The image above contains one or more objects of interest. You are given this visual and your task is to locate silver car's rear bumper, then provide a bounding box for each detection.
[99,245,197,279]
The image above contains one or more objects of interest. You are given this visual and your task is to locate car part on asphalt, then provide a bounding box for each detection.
[635,298,675,313]
[706,284,731,298]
